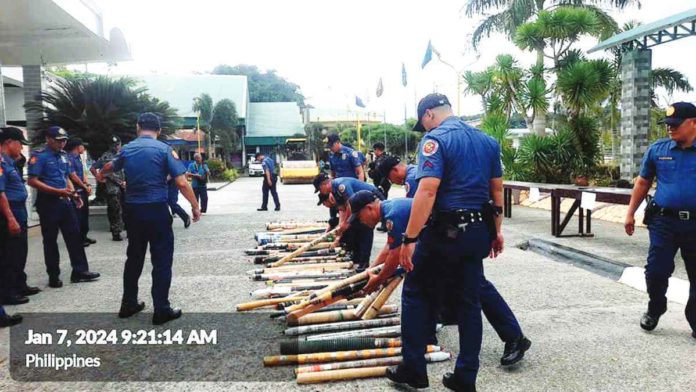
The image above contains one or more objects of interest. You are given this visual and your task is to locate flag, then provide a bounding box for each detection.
[421,40,433,69]
[401,63,408,87]
[376,78,384,97]
[355,96,366,108]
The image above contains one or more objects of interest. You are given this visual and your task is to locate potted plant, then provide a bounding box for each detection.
[572,161,590,187]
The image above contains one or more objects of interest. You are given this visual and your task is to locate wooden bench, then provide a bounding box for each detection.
[503,181,633,238]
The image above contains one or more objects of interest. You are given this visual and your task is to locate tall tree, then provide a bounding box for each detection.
[212,64,305,105]
[192,93,214,129]
[210,99,239,161]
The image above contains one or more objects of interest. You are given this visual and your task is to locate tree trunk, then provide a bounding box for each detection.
[532,49,547,136]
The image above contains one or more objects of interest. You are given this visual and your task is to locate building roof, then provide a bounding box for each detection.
[246,102,304,139]
[137,74,249,118]
[309,106,377,123]
[589,7,696,53]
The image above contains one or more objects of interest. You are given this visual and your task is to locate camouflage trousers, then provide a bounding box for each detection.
[106,192,124,235]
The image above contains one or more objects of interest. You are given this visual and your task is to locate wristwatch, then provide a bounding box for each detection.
[402,234,418,244]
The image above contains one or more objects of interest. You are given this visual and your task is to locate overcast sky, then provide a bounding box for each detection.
[85,0,696,122]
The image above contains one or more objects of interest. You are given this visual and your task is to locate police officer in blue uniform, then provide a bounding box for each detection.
[378,156,418,198]
[98,113,201,325]
[313,173,379,270]
[28,126,99,288]
[327,134,364,180]
[626,102,696,339]
[390,94,511,391]
[187,153,210,213]
[65,137,96,247]
[0,128,40,304]
[255,152,280,211]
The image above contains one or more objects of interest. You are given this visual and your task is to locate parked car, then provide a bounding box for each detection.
[247,159,264,177]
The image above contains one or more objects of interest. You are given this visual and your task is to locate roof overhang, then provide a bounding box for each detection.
[589,7,696,53]
[0,0,131,66]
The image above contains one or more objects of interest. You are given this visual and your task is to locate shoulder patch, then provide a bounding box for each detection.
[422,140,439,157]
[171,150,180,160]
[29,156,38,165]
[385,219,393,232]
[404,182,410,194]
[351,151,358,158]
[338,184,346,193]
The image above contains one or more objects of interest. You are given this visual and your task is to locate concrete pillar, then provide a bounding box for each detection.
[22,65,43,140]
[0,63,6,127]
[619,49,652,181]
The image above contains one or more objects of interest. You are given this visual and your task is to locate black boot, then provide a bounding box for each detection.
[2,295,29,305]
[118,301,145,318]
[71,271,100,283]
[385,365,428,389]
[153,308,182,325]
[640,312,661,331]
[0,313,23,328]
[442,372,477,392]
[48,278,63,288]
[501,334,532,366]
[257,207,268,211]
[21,286,41,296]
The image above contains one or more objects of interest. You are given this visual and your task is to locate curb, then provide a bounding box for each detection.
[525,238,689,305]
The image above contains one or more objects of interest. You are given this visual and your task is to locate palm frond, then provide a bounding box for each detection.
[651,68,693,95]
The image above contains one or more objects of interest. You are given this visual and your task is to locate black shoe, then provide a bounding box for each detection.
[85,237,97,244]
[2,295,29,305]
[257,207,268,211]
[153,308,182,325]
[48,278,63,288]
[83,241,91,247]
[274,207,281,211]
[112,233,123,241]
[692,331,695,339]
[501,334,532,366]
[21,286,41,296]
[184,215,191,229]
[0,314,23,328]
[70,271,100,283]
[119,301,145,318]
[385,365,429,389]
[640,312,661,331]
[442,372,477,392]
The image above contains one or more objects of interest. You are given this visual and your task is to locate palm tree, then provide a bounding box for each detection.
[465,0,640,135]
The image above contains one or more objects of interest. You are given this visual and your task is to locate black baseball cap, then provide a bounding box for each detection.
[137,112,161,131]
[313,172,330,193]
[377,156,401,178]
[325,133,340,148]
[64,137,89,151]
[348,190,381,224]
[46,126,69,140]
[0,127,30,145]
[373,142,385,150]
[659,102,696,126]
[317,193,330,206]
[413,93,451,132]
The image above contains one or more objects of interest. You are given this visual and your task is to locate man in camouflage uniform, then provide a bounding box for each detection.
[92,136,126,241]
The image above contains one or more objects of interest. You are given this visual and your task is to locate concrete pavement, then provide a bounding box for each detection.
[0,177,694,391]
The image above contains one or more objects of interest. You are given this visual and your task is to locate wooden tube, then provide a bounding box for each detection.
[362,276,403,320]
[296,366,388,384]
[269,228,339,267]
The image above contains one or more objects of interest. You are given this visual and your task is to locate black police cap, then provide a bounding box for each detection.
[372,142,385,150]
[347,190,381,224]
[413,93,451,132]
[377,156,401,178]
[111,135,122,145]
[313,172,330,193]
[317,193,329,206]
[64,137,89,151]
[0,127,30,145]
[659,102,696,126]
[325,133,340,148]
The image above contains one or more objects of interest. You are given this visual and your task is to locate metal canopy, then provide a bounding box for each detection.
[589,7,696,53]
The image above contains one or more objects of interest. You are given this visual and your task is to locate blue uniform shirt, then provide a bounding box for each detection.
[68,152,84,180]
[404,164,418,198]
[380,198,413,249]
[261,157,276,177]
[28,147,74,190]
[329,145,361,178]
[416,117,502,211]
[1,154,28,202]
[639,138,696,210]
[331,177,378,206]
[187,162,210,188]
[111,136,187,203]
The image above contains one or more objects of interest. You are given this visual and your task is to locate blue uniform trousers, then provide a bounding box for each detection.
[167,187,189,223]
[261,175,279,210]
[35,194,89,278]
[123,202,174,312]
[401,222,490,384]
[193,186,208,213]
[340,222,374,271]
[77,190,90,240]
[0,202,29,297]
[645,215,696,330]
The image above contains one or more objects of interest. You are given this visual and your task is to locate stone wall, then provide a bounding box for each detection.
[620,49,652,180]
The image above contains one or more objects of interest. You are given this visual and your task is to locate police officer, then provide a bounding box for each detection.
[65,137,96,247]
[313,172,379,270]
[168,176,191,228]
[368,142,391,195]
[625,102,696,339]
[188,153,210,213]
[0,128,40,304]
[327,134,364,180]
[378,156,418,198]
[97,113,201,325]
[390,94,508,391]
[28,126,100,288]
[92,136,126,241]
[255,152,280,211]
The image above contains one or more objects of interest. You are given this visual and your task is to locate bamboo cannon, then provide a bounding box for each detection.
[284,317,400,336]
[250,284,328,299]
[263,345,441,366]
[236,291,308,312]
[286,280,367,323]
[269,227,339,268]
[252,271,351,282]
[353,289,381,319]
[251,262,353,275]
[362,276,403,320]
[294,351,451,374]
[305,325,402,341]
[280,337,401,355]
[288,304,398,326]
[296,366,387,384]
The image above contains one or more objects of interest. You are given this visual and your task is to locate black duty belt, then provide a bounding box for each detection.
[657,207,696,221]
[430,209,484,226]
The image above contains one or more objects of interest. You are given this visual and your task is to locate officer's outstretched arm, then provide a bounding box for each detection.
[371,243,390,267]
[489,177,504,234]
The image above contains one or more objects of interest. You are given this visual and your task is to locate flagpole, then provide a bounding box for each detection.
[383,110,387,153]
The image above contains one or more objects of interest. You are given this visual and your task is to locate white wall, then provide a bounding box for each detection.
[4,86,25,122]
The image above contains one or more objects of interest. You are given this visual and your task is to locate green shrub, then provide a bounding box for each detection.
[207,158,225,178]
[222,168,238,182]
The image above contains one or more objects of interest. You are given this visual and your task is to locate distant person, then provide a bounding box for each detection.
[326,134,364,180]
[168,176,191,228]
[625,102,696,339]
[92,136,126,241]
[255,152,280,211]
[65,138,96,247]
[187,153,210,214]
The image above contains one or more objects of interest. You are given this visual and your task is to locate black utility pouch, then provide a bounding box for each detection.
[642,195,657,226]
[481,201,498,241]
